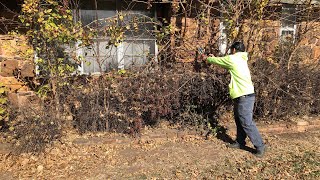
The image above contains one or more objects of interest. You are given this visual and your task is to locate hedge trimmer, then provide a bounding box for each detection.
[194,46,209,72]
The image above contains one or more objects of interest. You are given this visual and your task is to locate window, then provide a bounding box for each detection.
[81,39,118,73]
[74,0,157,74]
[219,21,228,55]
[280,4,296,41]
[122,39,156,69]
[219,20,237,55]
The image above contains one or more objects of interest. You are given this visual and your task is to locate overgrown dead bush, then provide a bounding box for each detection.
[252,42,320,119]
[62,64,230,134]
[61,57,320,135]
[6,105,61,154]
[1,56,318,154]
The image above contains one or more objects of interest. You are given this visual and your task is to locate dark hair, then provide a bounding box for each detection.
[230,41,245,52]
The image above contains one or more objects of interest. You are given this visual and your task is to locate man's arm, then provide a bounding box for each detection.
[206,55,234,70]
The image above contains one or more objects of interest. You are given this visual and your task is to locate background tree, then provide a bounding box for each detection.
[19,0,91,114]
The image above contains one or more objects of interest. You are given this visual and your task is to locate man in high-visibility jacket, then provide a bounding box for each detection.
[203,41,266,157]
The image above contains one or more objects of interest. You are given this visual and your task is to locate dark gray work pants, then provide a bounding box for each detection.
[233,94,264,150]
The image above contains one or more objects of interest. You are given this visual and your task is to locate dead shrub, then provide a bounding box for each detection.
[6,105,61,154]
[62,64,231,134]
[252,42,320,119]
[57,48,320,136]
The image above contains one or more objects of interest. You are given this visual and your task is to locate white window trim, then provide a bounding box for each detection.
[279,24,297,39]
[75,41,85,74]
[117,43,125,70]
[34,53,39,76]
[219,21,227,55]
[154,40,158,62]
[280,4,297,41]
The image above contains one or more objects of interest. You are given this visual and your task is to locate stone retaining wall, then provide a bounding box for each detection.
[0,35,36,108]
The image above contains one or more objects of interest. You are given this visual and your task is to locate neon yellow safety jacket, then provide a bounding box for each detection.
[206,52,254,99]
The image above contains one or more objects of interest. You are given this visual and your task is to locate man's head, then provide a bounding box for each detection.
[230,41,245,53]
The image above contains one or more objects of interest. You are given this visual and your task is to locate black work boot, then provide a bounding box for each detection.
[255,145,267,158]
[227,142,244,149]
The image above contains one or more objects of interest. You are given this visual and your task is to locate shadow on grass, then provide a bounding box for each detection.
[213,126,256,154]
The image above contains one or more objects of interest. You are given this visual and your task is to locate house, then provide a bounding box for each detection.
[0,0,319,75]
[0,0,171,75]
[167,0,320,63]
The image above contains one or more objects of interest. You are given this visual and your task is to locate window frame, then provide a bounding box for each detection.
[279,4,297,42]
[73,0,158,74]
